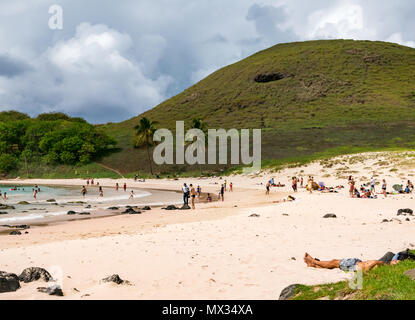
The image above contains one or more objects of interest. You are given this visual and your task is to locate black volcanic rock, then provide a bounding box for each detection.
[19,267,52,283]
[279,284,299,300]
[0,272,20,293]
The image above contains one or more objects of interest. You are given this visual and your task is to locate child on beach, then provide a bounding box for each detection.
[99,187,104,197]
[81,186,87,197]
[266,181,271,195]
[2,192,7,201]
[230,182,233,192]
[115,183,119,191]
[129,190,134,199]
[123,183,127,192]
[197,186,201,198]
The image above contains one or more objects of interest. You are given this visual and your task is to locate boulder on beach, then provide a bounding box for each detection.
[46,199,56,203]
[108,207,119,210]
[398,209,414,216]
[0,205,15,210]
[163,205,179,211]
[141,206,151,211]
[0,212,8,215]
[9,231,22,236]
[179,204,191,210]
[102,274,130,285]
[67,211,77,215]
[18,201,30,205]
[19,267,53,283]
[37,284,64,296]
[0,271,20,293]
[79,212,91,215]
[123,208,142,215]
[249,214,260,218]
[323,214,337,219]
[279,284,299,300]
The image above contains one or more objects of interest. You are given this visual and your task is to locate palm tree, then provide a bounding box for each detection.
[189,118,208,175]
[134,117,158,175]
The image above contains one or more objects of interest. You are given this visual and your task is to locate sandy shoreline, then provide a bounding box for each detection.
[1,151,415,300]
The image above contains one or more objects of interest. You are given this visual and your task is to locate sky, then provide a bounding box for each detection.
[0,0,414,124]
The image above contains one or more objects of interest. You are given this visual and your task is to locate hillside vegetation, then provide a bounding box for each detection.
[0,111,116,178]
[3,40,415,178]
[99,39,415,175]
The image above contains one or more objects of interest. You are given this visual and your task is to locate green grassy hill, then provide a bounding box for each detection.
[7,39,415,178]
[98,39,415,175]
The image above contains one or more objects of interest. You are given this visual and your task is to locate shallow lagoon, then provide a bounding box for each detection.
[0,184,180,224]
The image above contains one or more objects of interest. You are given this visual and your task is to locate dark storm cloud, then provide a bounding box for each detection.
[0,54,31,78]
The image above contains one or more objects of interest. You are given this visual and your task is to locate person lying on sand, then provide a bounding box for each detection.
[273,196,295,204]
[304,250,415,273]
[304,253,384,272]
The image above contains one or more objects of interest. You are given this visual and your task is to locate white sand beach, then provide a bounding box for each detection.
[1,151,415,300]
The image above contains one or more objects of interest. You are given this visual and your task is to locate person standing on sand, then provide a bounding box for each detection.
[292,177,298,192]
[182,183,190,205]
[33,189,38,199]
[371,178,376,193]
[190,184,197,209]
[81,186,87,197]
[220,184,225,201]
[349,178,355,198]
[129,190,135,199]
[306,177,313,194]
[382,179,387,198]
[3,192,7,201]
[230,182,233,192]
[224,180,227,192]
[300,177,304,188]
[123,183,127,192]
[99,186,104,197]
[87,179,90,186]
[115,183,119,191]
[266,181,271,195]
[91,179,94,185]
[196,186,201,198]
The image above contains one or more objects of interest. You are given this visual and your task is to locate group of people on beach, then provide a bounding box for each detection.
[348,176,414,199]
[182,180,233,209]
[82,181,134,199]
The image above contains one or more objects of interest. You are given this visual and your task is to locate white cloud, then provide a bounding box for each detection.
[385,32,415,48]
[0,23,172,123]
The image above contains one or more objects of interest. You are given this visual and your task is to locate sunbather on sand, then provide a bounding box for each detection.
[304,253,389,272]
[304,250,415,273]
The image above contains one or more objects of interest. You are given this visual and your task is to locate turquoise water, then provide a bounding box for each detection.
[0,184,151,224]
[0,185,69,200]
[0,184,180,225]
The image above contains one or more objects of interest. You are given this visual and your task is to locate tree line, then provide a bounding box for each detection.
[0,111,116,174]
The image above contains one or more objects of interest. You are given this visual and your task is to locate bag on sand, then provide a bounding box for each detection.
[398,249,415,261]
